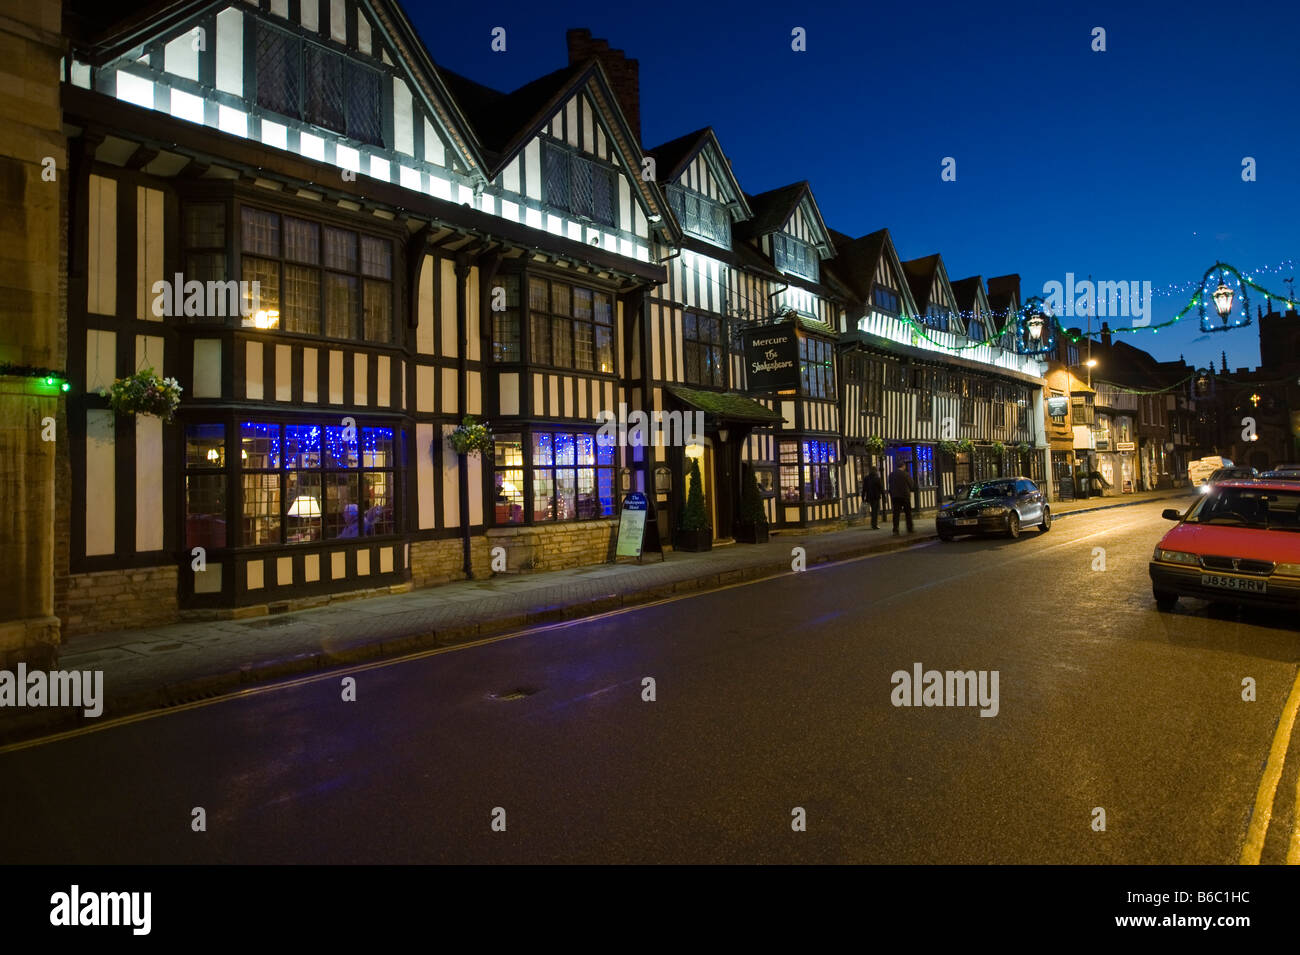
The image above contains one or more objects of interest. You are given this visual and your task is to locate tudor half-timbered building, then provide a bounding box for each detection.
[43,0,1055,641]
[58,1,674,632]
[833,231,1047,516]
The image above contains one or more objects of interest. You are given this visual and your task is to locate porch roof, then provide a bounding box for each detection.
[664,385,785,425]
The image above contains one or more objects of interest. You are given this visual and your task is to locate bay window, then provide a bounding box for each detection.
[236,206,393,343]
[527,276,615,372]
[183,421,398,549]
[778,439,839,503]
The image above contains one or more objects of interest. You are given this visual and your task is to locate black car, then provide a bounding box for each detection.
[936,477,1051,541]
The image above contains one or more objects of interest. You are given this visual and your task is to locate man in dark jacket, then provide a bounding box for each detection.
[862,467,884,529]
[888,461,915,535]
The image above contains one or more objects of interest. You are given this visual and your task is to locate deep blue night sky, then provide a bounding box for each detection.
[408,0,1300,372]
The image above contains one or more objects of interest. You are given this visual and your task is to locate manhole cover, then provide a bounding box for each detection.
[488,686,539,701]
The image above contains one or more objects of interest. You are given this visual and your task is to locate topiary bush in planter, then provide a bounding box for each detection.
[676,458,712,551]
[736,466,769,544]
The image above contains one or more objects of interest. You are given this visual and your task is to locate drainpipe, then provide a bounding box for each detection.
[454,253,472,579]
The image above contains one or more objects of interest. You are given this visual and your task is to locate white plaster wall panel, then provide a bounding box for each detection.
[416,422,436,529]
[87,175,116,316]
[85,409,115,556]
[245,341,264,399]
[135,414,163,552]
[86,330,116,393]
[302,346,318,402]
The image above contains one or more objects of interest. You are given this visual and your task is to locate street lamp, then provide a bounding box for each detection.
[1212,275,1234,326]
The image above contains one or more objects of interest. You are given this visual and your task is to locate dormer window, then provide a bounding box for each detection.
[923,304,949,332]
[871,286,900,314]
[542,142,617,227]
[773,233,818,281]
[666,185,730,248]
[255,24,384,147]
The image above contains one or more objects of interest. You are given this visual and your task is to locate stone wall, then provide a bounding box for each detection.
[411,520,617,588]
[61,566,179,637]
[0,2,67,666]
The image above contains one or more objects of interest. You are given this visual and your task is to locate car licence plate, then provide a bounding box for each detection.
[1200,574,1266,593]
[954,519,977,526]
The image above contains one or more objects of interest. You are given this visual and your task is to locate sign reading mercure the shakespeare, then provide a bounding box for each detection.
[1047,396,1069,417]
[743,323,800,392]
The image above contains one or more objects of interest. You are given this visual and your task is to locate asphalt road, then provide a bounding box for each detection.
[3,497,1300,864]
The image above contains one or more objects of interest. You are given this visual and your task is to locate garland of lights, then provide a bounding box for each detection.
[888,262,1300,353]
[0,363,71,391]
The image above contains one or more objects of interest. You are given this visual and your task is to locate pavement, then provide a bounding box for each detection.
[0,486,1194,744]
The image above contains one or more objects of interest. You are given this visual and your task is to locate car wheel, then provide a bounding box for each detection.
[1153,589,1178,612]
[938,530,954,541]
[1007,513,1020,539]
[1039,507,1051,532]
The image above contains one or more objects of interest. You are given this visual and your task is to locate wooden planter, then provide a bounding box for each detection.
[675,528,713,552]
[735,524,769,544]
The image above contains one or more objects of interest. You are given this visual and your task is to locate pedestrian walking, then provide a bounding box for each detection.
[889,460,915,535]
[862,466,883,529]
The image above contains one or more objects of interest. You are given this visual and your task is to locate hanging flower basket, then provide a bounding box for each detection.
[937,439,959,457]
[864,435,886,456]
[1016,442,1032,456]
[991,440,1006,458]
[103,367,182,423]
[957,438,975,454]
[448,415,494,456]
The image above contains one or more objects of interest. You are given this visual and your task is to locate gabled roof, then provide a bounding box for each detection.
[441,56,678,243]
[950,276,987,315]
[437,64,583,164]
[737,182,832,254]
[645,126,752,221]
[66,0,492,184]
[902,253,966,335]
[901,254,942,313]
[828,227,919,319]
[986,274,1021,314]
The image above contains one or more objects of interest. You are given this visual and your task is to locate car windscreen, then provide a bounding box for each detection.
[1183,486,1300,529]
[954,481,1014,501]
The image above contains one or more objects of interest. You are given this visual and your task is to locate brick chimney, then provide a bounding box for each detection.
[1100,321,1111,347]
[567,28,640,142]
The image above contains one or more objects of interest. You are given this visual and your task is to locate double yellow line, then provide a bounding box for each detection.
[1240,665,1300,864]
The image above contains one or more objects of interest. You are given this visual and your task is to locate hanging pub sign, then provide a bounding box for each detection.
[743,322,800,393]
[614,491,663,563]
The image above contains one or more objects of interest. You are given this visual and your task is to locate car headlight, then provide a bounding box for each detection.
[1199,485,1210,494]
[978,504,1008,514]
[1273,562,1300,577]
[1153,548,1199,565]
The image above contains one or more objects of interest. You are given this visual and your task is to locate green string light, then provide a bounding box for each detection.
[889,262,1300,352]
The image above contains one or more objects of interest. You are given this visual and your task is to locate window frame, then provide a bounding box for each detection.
[772,232,820,281]
[683,311,728,388]
[524,273,616,373]
[497,429,618,526]
[183,417,402,551]
[254,22,385,148]
[231,201,394,344]
[541,140,619,228]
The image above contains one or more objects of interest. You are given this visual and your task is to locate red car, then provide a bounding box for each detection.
[1150,480,1300,611]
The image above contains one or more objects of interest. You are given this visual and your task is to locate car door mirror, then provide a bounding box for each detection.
[1161,508,1182,520]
